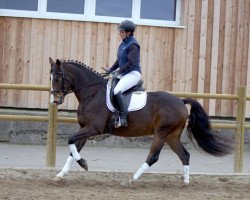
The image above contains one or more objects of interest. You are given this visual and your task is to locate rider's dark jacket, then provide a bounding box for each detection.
[109,36,141,76]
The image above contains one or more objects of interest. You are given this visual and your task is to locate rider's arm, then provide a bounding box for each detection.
[108,60,119,73]
[119,44,139,74]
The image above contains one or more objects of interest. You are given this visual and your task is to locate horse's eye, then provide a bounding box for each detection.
[55,78,60,82]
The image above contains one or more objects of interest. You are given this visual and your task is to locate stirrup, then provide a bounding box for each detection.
[114,116,128,128]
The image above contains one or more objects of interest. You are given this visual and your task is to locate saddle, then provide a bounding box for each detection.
[106,77,147,112]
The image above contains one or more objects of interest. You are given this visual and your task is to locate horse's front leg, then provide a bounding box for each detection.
[55,127,100,179]
[55,139,87,179]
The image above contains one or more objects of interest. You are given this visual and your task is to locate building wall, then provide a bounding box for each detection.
[0,0,249,117]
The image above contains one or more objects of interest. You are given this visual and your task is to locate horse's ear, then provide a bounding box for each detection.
[56,59,61,67]
[49,57,54,65]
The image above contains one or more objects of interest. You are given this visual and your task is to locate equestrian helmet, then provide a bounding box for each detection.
[118,20,136,32]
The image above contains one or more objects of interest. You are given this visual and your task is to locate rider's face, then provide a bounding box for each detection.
[119,30,130,40]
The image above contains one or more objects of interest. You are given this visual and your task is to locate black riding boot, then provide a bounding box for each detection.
[114,91,128,128]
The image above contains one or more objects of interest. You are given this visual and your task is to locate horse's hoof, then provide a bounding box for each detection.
[54,176,63,181]
[77,158,88,171]
[120,180,131,187]
[120,179,134,187]
[180,182,189,188]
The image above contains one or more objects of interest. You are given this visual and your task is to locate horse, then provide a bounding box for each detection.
[49,57,233,186]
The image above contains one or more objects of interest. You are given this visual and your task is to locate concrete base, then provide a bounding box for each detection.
[0,108,249,149]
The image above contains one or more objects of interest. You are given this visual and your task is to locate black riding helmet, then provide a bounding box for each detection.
[118,20,136,32]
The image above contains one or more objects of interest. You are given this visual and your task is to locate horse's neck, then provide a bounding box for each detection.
[64,62,106,104]
[66,63,102,89]
[74,84,106,105]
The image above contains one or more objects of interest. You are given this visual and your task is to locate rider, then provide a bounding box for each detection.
[108,20,141,128]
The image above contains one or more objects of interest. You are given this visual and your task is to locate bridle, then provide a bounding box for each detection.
[51,63,73,97]
[51,63,104,99]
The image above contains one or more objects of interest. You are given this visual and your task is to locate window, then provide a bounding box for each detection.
[140,0,176,21]
[0,0,38,11]
[95,0,132,18]
[0,0,183,28]
[47,0,85,14]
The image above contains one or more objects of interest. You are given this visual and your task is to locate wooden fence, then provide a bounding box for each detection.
[0,83,249,173]
[0,0,249,117]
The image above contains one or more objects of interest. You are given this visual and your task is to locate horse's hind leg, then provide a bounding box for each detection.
[56,139,87,179]
[165,128,190,185]
[128,134,165,183]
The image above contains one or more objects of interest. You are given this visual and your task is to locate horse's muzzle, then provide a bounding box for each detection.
[57,96,64,105]
[50,94,64,105]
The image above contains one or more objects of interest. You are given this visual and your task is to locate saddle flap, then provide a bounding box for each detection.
[106,79,147,112]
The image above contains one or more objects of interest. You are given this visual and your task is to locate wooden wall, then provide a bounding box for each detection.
[0,0,249,117]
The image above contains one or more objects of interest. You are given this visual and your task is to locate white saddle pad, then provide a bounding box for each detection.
[106,83,147,112]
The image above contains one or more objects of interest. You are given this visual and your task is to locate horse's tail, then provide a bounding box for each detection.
[183,98,233,156]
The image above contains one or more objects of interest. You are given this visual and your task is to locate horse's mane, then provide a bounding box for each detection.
[63,59,104,78]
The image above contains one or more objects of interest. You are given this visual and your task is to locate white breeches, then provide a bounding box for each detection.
[114,71,141,95]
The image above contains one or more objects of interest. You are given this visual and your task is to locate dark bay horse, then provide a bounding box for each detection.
[49,58,233,186]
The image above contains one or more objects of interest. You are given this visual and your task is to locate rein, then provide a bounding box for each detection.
[73,80,104,92]
[51,63,104,96]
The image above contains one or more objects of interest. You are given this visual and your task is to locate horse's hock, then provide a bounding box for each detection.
[0,108,248,149]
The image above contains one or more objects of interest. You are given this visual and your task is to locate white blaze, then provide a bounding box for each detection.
[50,74,54,103]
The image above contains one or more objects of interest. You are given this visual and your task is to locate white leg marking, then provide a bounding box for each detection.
[132,163,149,180]
[183,165,190,184]
[56,156,74,178]
[69,144,81,161]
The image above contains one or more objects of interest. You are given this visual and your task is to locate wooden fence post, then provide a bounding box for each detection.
[46,103,58,167]
[234,86,246,172]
